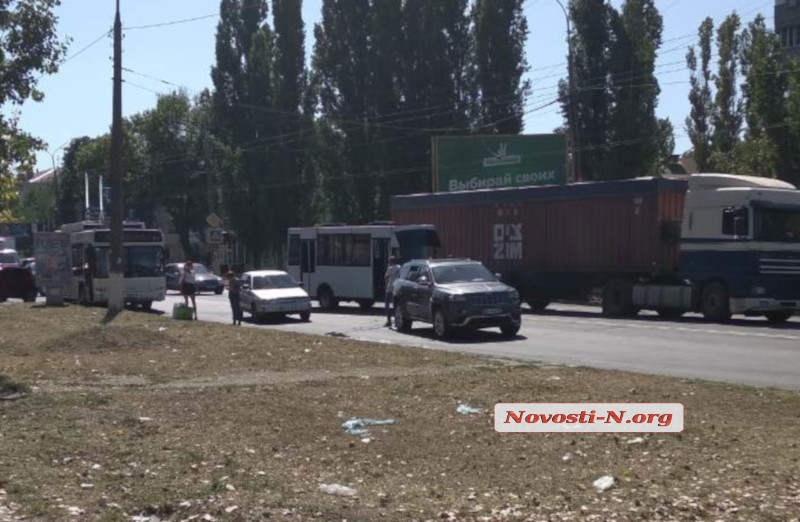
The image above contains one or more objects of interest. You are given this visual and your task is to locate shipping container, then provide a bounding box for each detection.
[391,177,689,306]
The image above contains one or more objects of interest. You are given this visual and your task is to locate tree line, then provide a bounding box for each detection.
[6,0,800,265]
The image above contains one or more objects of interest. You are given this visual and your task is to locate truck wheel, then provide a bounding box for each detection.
[764,310,793,324]
[700,282,731,322]
[656,308,685,319]
[526,299,550,313]
[432,308,450,340]
[251,303,261,324]
[602,279,636,317]
[394,302,412,332]
[318,286,338,310]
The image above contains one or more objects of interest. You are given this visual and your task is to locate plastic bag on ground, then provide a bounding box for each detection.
[341,418,396,436]
[319,483,357,496]
[456,404,481,415]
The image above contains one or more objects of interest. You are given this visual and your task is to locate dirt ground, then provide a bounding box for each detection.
[1,304,799,522]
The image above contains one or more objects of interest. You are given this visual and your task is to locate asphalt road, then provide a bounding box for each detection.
[152,292,800,391]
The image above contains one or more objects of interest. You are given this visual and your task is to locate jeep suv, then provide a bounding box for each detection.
[392,258,522,339]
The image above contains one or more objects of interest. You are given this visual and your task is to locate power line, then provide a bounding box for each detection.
[62,28,112,65]
[124,13,218,31]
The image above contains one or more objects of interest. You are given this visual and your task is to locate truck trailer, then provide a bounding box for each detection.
[390,173,800,323]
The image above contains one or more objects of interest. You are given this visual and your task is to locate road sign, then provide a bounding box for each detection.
[206,228,223,245]
[206,212,223,229]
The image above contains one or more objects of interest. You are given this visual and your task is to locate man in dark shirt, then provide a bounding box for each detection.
[227,270,242,325]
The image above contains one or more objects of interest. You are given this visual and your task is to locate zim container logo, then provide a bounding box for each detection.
[493,223,523,261]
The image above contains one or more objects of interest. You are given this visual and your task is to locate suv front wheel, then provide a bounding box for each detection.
[432,308,450,340]
[500,324,520,338]
[394,302,412,332]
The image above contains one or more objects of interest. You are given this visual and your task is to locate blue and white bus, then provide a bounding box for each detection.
[286,223,441,309]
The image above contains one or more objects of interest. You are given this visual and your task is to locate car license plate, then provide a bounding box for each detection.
[483,308,502,315]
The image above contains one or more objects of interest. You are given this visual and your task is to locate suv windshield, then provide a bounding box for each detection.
[252,274,297,290]
[432,263,496,284]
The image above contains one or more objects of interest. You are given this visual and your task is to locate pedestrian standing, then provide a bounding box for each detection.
[179,260,198,320]
[384,256,401,327]
[227,270,242,325]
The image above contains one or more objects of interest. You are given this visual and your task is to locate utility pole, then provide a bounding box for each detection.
[555,0,581,183]
[106,0,125,321]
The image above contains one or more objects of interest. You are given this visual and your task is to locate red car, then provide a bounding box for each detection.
[0,266,38,302]
[0,250,37,303]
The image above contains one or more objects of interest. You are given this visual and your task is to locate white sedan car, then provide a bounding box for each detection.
[239,270,312,322]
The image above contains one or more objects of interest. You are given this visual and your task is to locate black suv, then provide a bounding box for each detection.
[392,258,522,339]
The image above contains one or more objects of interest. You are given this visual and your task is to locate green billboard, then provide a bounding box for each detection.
[431,134,567,192]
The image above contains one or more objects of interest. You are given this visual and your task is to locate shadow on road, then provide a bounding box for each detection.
[390,326,527,345]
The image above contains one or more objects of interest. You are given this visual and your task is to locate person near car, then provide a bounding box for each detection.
[179,260,198,319]
[383,256,401,327]
[226,270,242,326]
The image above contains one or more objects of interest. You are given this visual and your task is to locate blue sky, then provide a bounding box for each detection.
[19,0,776,173]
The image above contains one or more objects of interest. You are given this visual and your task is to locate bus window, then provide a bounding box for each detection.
[288,234,300,266]
[94,247,110,278]
[125,246,165,277]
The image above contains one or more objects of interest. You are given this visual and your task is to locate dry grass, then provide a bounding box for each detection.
[0,303,799,522]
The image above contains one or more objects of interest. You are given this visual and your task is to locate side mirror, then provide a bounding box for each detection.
[495,273,502,280]
[734,216,747,237]
[242,284,250,291]
[418,276,429,286]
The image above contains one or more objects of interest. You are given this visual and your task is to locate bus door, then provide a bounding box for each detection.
[299,238,315,294]
[85,245,96,302]
[372,238,390,299]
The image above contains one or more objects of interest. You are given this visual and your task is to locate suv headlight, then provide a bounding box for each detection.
[449,294,467,302]
[509,290,520,302]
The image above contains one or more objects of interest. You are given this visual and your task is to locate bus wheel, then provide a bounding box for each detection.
[764,310,793,324]
[318,286,338,310]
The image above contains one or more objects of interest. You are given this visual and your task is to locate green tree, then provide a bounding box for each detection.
[654,117,675,172]
[134,91,209,260]
[210,0,277,265]
[401,0,472,192]
[560,0,614,181]
[782,60,800,185]
[739,15,789,179]
[607,0,663,178]
[0,0,68,217]
[711,12,743,162]
[471,0,530,134]
[270,0,308,252]
[685,17,714,172]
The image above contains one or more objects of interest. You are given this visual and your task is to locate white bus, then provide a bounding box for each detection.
[58,220,167,309]
[286,223,442,309]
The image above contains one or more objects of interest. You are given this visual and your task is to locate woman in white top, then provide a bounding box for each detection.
[179,259,198,319]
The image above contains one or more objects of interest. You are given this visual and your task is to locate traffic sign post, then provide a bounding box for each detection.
[206,228,223,244]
